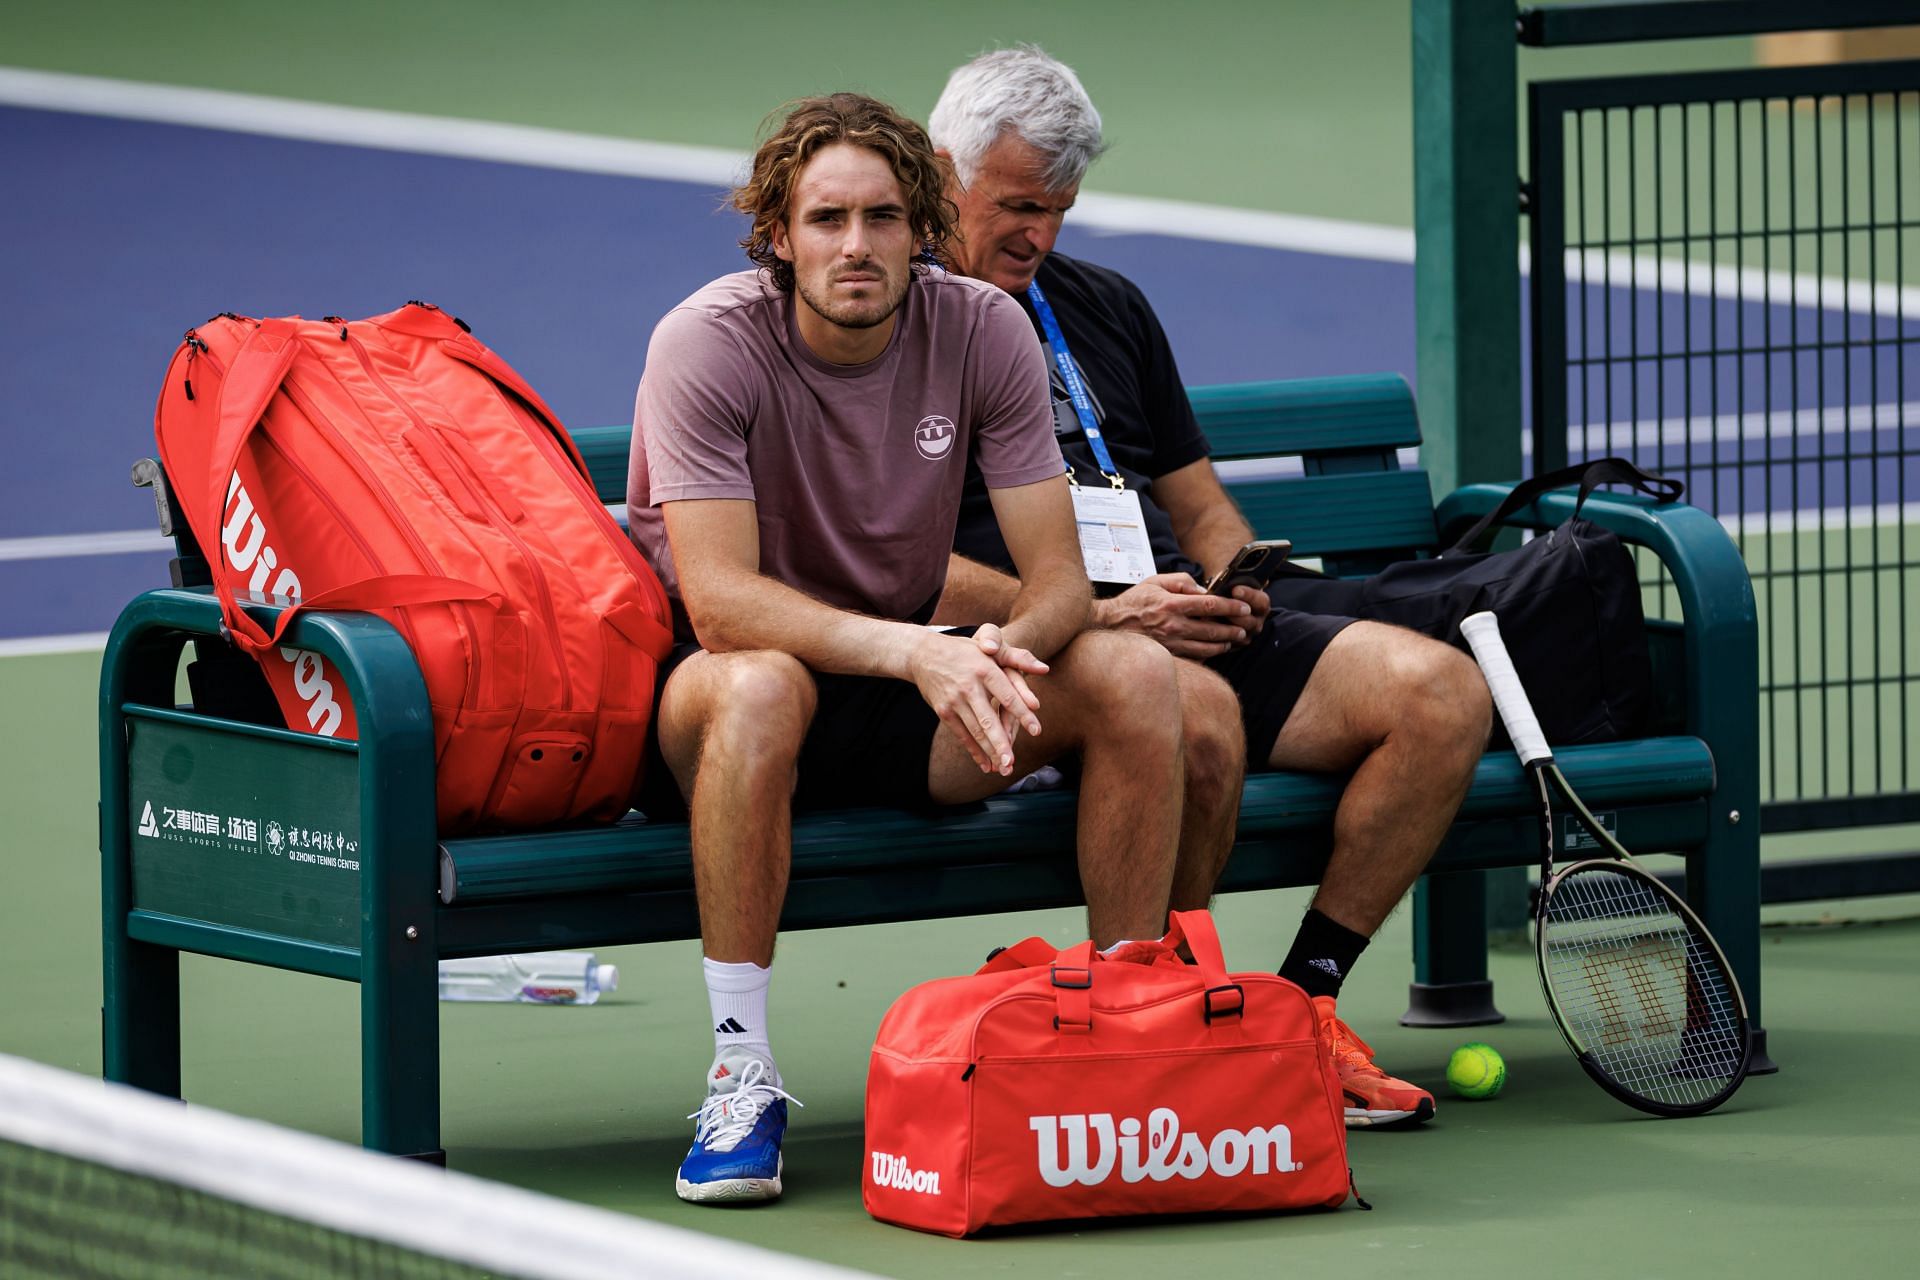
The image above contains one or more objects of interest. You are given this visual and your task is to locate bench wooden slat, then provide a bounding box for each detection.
[570,423,631,506]
[572,375,1419,506]
[1229,469,1439,557]
[437,736,1716,905]
[1190,374,1419,461]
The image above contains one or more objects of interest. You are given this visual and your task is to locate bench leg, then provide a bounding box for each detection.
[103,935,181,1099]
[1688,818,1776,1074]
[1403,871,1507,1027]
[360,945,444,1164]
[101,672,181,1099]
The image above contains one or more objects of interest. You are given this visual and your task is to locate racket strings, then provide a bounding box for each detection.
[1541,867,1744,1108]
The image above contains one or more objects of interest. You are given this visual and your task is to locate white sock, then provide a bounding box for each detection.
[704,957,774,1071]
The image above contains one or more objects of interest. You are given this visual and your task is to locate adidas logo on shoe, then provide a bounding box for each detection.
[714,1017,750,1035]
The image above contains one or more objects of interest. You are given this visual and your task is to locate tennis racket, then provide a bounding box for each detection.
[1460,610,1752,1117]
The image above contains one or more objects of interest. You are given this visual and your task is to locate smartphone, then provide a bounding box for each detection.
[1204,539,1293,596]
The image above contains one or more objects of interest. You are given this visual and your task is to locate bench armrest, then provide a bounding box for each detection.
[1434,482,1757,826]
[102,587,438,797]
[103,587,439,882]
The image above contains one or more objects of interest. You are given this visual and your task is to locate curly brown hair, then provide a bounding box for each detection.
[732,93,957,292]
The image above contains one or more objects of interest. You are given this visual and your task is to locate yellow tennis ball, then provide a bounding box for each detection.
[1446,1042,1506,1099]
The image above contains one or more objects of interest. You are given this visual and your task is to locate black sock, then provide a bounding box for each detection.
[1278,908,1370,1000]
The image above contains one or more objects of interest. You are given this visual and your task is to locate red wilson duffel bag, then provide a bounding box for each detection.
[153,305,674,833]
[863,910,1353,1236]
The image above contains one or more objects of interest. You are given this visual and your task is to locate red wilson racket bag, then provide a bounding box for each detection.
[864,910,1352,1236]
[153,305,674,833]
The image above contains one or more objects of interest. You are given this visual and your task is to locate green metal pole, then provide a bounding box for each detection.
[1407,0,1524,1026]
[1413,0,1521,497]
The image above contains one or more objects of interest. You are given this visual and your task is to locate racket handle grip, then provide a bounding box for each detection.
[1460,611,1554,767]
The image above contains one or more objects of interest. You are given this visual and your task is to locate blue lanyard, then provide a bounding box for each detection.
[1026,280,1123,487]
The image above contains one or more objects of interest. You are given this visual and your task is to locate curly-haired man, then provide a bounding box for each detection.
[628,94,1225,1204]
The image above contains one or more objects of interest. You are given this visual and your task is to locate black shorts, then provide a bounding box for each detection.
[1205,608,1358,763]
[638,632,978,819]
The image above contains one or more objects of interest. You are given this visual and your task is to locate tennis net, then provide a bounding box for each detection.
[0,1054,871,1280]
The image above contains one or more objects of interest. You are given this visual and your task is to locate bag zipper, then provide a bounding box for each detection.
[345,333,571,708]
[181,333,209,401]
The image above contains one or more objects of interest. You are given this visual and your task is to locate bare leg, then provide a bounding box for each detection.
[656,650,817,967]
[928,630,1184,947]
[1169,661,1245,912]
[1268,622,1491,936]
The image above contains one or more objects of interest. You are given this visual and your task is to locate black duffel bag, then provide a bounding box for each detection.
[1266,459,1684,747]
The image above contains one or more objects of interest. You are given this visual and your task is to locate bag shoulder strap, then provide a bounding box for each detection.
[1447,457,1683,555]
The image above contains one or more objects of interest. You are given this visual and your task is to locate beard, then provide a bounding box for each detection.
[794,261,910,332]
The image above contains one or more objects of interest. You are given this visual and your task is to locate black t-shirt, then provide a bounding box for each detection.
[952,252,1211,585]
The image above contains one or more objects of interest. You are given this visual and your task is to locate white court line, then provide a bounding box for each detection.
[0,632,110,657]
[1538,243,1920,325]
[1718,501,1920,538]
[0,66,748,186]
[0,529,167,561]
[14,64,1920,309]
[0,65,1417,262]
[1528,400,1920,453]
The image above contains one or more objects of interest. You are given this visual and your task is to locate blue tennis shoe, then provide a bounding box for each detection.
[675,1049,801,1204]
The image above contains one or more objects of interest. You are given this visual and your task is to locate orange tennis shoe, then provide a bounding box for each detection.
[1311,996,1436,1128]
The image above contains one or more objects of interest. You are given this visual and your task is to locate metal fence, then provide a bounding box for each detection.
[1527,60,1920,831]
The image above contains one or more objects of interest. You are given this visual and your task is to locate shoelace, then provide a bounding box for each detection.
[1326,1016,1387,1079]
[686,1059,803,1153]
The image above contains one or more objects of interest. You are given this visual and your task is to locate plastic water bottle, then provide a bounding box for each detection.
[437,951,619,1005]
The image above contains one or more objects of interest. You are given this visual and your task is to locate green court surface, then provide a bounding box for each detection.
[4,3,1919,1274]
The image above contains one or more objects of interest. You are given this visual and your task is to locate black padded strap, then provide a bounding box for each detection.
[1447,457,1684,555]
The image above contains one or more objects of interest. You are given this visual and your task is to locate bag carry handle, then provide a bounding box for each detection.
[1161,909,1244,1024]
[1050,940,1095,1034]
[1445,457,1684,556]
[223,574,503,657]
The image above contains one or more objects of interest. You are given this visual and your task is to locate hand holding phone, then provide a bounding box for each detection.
[1204,540,1293,597]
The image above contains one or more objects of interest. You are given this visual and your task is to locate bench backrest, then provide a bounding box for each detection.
[577,373,1438,577]
[146,374,1437,583]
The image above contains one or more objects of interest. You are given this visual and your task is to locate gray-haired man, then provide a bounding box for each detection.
[930,45,1493,1128]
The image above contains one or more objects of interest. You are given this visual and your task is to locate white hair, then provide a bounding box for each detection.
[928,45,1106,192]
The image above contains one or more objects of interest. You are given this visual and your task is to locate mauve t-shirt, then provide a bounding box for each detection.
[628,269,1062,632]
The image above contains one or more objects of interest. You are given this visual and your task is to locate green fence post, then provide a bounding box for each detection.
[1407,0,1523,1027]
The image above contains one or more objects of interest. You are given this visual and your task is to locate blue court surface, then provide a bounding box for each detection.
[4,100,1910,643]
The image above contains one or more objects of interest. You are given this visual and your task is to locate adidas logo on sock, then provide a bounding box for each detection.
[714,1017,750,1035]
[1307,958,1343,979]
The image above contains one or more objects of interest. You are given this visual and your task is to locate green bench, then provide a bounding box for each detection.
[101,372,1768,1163]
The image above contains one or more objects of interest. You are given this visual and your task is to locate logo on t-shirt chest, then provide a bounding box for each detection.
[913,415,957,461]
